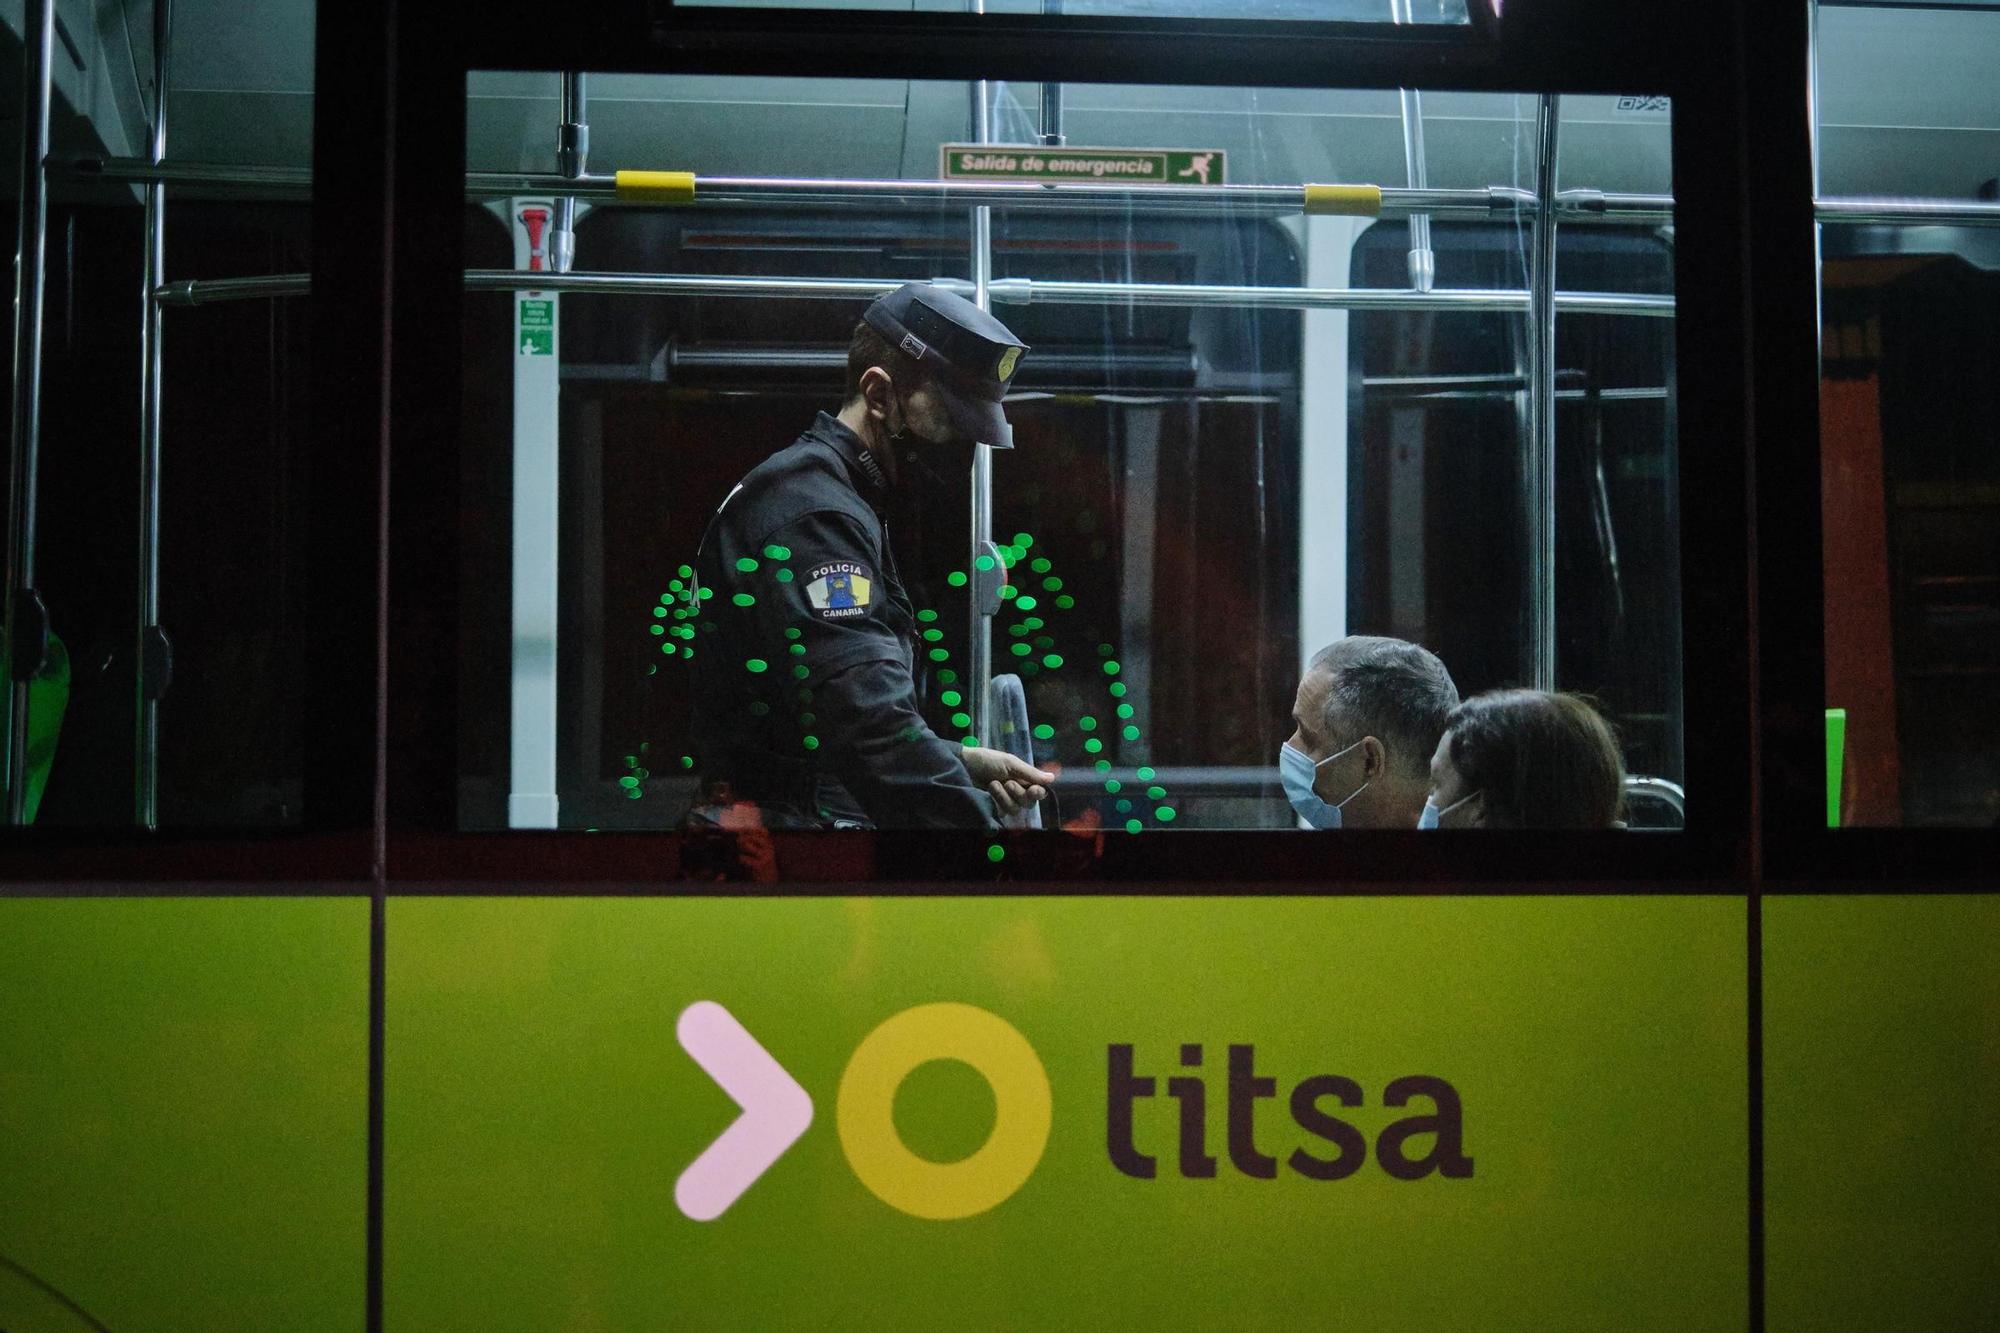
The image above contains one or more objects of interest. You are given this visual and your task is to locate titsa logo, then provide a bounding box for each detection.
[674,1001,1467,1222]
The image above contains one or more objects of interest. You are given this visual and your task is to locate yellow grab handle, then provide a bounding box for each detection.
[615,170,697,203]
[1302,183,1383,217]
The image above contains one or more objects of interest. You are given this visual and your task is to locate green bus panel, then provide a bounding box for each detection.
[0,900,369,1333]
[1765,895,2000,1331]
[386,896,1747,1331]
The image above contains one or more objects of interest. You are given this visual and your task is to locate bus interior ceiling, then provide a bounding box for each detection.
[4,1,1997,828]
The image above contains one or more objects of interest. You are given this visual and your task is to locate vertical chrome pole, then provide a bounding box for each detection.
[1807,0,1824,360]
[1038,0,1064,148]
[553,72,587,274]
[1390,0,1434,291]
[1527,93,1560,691]
[4,0,56,824]
[136,0,174,828]
[967,5,996,746]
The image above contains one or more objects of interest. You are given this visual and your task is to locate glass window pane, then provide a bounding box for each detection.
[455,72,1679,841]
[1816,2,2000,827]
[2,1,315,827]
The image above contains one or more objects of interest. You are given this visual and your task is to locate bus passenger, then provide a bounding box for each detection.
[685,282,1054,830]
[1280,636,1460,829]
[1421,690,1626,829]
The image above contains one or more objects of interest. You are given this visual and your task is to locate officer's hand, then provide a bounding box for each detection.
[961,746,1055,817]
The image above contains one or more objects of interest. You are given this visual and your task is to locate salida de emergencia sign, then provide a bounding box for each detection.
[941,145,1226,186]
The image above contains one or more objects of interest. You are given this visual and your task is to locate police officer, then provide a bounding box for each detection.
[684,282,1055,830]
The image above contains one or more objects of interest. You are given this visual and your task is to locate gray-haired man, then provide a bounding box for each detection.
[1279,636,1460,829]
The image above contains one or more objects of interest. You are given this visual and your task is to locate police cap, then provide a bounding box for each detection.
[862,282,1030,449]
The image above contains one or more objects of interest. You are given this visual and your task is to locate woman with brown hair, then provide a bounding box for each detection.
[1420,689,1626,829]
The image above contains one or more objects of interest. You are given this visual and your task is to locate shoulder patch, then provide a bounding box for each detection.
[805,562,873,619]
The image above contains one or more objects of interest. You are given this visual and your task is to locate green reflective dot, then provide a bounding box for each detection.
[961,734,981,748]
[785,627,802,640]
[800,712,816,727]
[1084,738,1103,754]
[653,606,668,618]
[790,644,807,657]
[1137,766,1156,781]
[678,626,695,639]
[1010,624,1030,638]
[1055,595,1074,609]
[763,544,791,560]
[923,628,944,642]
[798,689,814,702]
[699,587,715,600]
[998,585,1018,601]
[1104,779,1122,793]
[802,735,820,751]
[918,609,939,623]
[1147,785,1167,800]
[947,571,969,587]
[650,624,665,636]
[794,664,812,679]
[1011,643,1032,657]
[1116,799,1133,814]
[776,569,794,583]
[732,593,756,608]
[975,555,996,572]
[951,712,972,730]
[987,844,1005,863]
[1109,682,1127,698]
[1033,637,1054,651]
[1032,723,1055,741]
[678,564,693,579]
[1094,759,1112,773]
[1125,819,1143,834]
[1015,596,1038,611]
[1123,725,1141,741]
[1156,806,1177,823]
[624,755,639,767]
[999,550,1018,569]
[661,643,678,656]
[1114,703,1132,719]
[618,775,638,789]
[941,690,963,707]
[1098,643,1115,656]
[633,768,649,780]
[1021,662,1041,677]
[1077,716,1096,731]
[735,557,760,573]
[749,701,770,717]
[1043,576,1063,592]
[1103,661,1121,676]
[938,670,958,685]
[1012,532,1034,549]
[1031,557,1052,574]
[930,648,951,663]
[1042,654,1064,670]
[681,754,694,769]
[745,658,768,673]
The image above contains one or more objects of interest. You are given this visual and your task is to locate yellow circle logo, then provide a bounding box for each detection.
[836,1003,1051,1220]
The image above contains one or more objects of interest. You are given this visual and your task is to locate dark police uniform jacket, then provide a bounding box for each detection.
[686,412,996,829]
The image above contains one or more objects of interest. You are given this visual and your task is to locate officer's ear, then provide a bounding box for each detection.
[858,365,897,421]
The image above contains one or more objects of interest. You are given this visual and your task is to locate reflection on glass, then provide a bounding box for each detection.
[455,73,1680,837]
[1817,2,2000,827]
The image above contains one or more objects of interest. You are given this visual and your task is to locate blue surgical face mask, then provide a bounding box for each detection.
[1417,789,1482,830]
[1279,739,1367,829]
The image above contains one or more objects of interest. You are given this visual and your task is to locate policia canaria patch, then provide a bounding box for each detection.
[806,562,873,619]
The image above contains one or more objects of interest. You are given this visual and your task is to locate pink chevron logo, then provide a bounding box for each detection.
[673,1001,815,1221]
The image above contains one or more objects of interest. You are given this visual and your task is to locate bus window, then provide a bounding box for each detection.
[450,72,1682,837]
[1816,2,2000,827]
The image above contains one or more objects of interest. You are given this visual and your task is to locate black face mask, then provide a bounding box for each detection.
[886,393,976,494]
